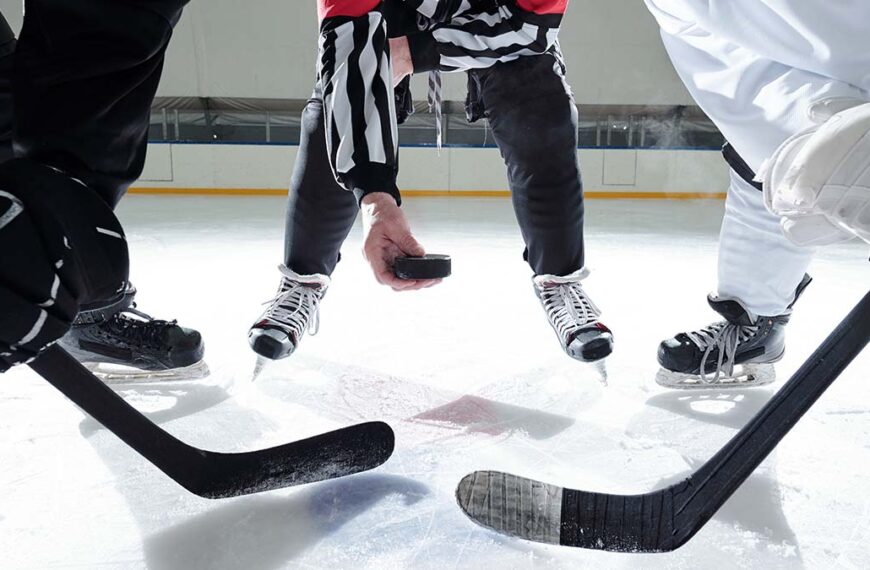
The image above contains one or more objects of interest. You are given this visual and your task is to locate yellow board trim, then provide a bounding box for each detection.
[129,187,726,200]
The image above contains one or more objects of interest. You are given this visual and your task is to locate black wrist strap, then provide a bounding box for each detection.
[723,142,763,192]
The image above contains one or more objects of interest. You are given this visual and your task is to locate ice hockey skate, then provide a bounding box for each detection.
[60,288,207,383]
[656,293,793,390]
[248,265,329,378]
[533,268,614,369]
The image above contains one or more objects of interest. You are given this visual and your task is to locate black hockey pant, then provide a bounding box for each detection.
[0,13,15,163]
[284,52,587,278]
[0,0,188,209]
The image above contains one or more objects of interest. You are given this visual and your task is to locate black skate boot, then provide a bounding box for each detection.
[656,275,812,389]
[248,265,329,378]
[60,286,207,382]
[533,268,614,365]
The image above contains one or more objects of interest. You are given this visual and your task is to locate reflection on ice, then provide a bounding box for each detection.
[78,379,232,438]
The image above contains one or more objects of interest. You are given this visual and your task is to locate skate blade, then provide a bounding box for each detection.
[655,363,776,390]
[591,360,608,386]
[565,341,612,385]
[563,353,609,385]
[251,357,268,382]
[84,360,211,384]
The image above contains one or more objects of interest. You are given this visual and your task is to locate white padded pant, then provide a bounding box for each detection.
[645,0,870,315]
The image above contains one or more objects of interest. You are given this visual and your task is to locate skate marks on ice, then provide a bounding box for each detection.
[255,356,598,444]
[74,356,317,440]
[636,389,870,567]
[77,377,233,439]
[655,457,800,559]
[624,389,803,563]
[411,395,574,440]
[144,474,428,570]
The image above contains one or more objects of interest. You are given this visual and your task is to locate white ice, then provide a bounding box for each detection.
[1,195,868,569]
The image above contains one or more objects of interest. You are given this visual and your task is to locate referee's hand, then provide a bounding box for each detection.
[360,192,442,292]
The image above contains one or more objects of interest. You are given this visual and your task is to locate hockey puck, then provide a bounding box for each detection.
[393,254,452,280]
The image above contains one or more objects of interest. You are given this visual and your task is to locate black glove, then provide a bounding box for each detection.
[395,75,414,125]
[0,159,129,371]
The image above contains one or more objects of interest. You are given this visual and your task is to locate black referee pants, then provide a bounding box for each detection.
[284,52,586,278]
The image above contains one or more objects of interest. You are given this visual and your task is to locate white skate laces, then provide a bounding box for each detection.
[259,265,329,342]
[534,268,602,345]
[686,321,761,384]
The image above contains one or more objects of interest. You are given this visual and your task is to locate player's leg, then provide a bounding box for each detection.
[8,1,205,381]
[13,0,188,206]
[647,2,869,387]
[0,13,13,162]
[648,0,870,94]
[249,92,360,364]
[470,52,613,363]
[284,95,361,278]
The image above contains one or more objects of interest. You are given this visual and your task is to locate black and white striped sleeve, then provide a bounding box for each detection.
[318,11,401,205]
[402,0,475,22]
[405,1,564,73]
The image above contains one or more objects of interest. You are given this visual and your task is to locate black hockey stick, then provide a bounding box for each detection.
[456,289,870,552]
[29,345,395,499]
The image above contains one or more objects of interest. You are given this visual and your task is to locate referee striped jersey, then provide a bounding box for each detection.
[406,1,567,72]
[317,1,569,203]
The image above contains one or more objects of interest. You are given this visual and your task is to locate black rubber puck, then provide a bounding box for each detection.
[393,254,452,280]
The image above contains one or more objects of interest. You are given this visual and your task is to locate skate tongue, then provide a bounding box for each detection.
[277,264,330,289]
[534,267,590,287]
[708,295,756,326]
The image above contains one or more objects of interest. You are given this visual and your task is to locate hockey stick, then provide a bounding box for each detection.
[28,345,395,499]
[456,289,870,552]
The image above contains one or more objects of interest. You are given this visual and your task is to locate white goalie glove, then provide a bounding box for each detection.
[759,99,870,246]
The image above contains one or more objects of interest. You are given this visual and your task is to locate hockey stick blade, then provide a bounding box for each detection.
[457,289,870,552]
[29,345,395,499]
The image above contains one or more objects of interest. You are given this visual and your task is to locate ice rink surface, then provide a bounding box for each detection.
[1,195,868,570]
